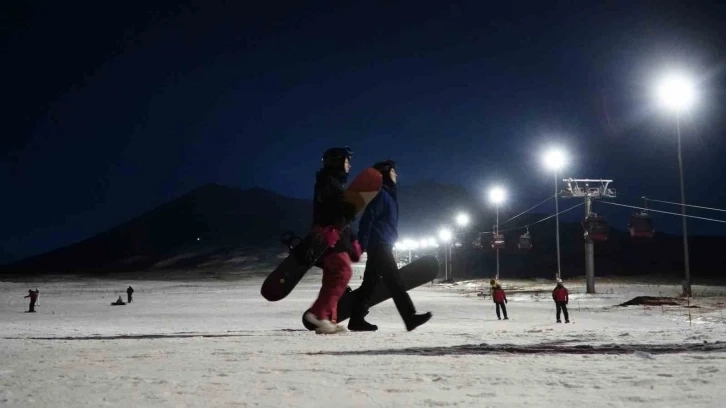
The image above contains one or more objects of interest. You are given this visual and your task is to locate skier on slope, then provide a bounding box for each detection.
[492,282,508,320]
[127,286,134,303]
[349,160,432,332]
[303,147,363,334]
[24,289,39,313]
[552,278,570,323]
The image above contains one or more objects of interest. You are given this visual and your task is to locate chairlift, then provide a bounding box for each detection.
[491,234,506,249]
[629,197,654,239]
[583,213,609,241]
[472,236,484,250]
[629,211,654,239]
[518,228,532,250]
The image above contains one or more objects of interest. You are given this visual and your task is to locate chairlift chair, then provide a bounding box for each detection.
[629,211,654,239]
[583,213,609,241]
[518,229,532,250]
[491,234,506,249]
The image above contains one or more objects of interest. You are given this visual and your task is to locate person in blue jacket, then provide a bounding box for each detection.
[348,160,432,332]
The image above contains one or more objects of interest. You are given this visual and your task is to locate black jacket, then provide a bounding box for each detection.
[312,168,357,253]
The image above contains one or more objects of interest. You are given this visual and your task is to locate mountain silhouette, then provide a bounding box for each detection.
[2,181,725,281]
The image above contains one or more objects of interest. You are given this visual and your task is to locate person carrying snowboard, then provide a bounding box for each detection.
[492,282,508,320]
[349,160,432,332]
[304,147,362,334]
[24,289,39,312]
[127,286,134,303]
[552,278,570,323]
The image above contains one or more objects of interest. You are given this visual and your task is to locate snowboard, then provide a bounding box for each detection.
[301,255,439,330]
[260,168,383,302]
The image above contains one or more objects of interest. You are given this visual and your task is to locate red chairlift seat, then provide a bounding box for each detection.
[583,213,609,241]
[629,211,654,238]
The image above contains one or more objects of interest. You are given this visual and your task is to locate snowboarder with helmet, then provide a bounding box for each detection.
[552,278,570,323]
[349,160,432,331]
[304,147,363,334]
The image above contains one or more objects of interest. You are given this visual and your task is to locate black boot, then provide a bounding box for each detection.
[404,312,432,331]
[348,316,378,331]
[348,308,378,331]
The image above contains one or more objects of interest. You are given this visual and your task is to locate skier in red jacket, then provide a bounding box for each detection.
[24,289,39,313]
[492,283,508,320]
[552,278,570,323]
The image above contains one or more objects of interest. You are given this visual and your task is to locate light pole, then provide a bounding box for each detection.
[543,148,567,280]
[655,72,697,297]
[438,228,453,281]
[488,187,506,280]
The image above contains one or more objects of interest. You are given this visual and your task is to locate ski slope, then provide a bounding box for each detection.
[1,268,725,407]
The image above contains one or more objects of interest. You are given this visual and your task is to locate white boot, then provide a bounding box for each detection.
[304,312,338,334]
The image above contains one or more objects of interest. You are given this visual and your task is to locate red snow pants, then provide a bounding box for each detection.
[309,251,353,323]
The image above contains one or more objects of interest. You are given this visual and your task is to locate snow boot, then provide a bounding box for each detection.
[404,312,432,331]
[556,320,562,323]
[348,317,378,331]
[304,312,338,334]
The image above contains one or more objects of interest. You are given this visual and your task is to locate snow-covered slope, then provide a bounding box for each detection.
[1,271,725,407]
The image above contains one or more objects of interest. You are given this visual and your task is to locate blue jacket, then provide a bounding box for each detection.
[358,185,398,251]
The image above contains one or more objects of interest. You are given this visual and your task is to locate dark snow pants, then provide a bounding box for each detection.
[556,302,569,322]
[495,302,507,319]
[352,243,415,320]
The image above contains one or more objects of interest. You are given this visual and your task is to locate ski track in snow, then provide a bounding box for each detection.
[1,269,726,407]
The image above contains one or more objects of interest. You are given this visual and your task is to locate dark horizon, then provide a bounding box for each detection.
[3,1,726,263]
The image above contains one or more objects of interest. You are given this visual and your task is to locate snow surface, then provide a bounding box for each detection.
[2,266,726,407]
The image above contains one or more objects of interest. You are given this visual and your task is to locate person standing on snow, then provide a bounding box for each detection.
[349,160,432,332]
[24,289,39,312]
[492,283,508,320]
[304,147,363,334]
[127,286,134,303]
[552,278,570,323]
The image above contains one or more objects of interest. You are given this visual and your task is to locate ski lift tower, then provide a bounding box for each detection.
[561,178,616,294]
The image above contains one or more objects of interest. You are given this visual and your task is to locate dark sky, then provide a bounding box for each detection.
[2,1,726,263]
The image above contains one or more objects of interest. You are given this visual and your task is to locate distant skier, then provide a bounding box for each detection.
[303,147,362,334]
[112,296,126,305]
[127,286,134,303]
[349,160,432,332]
[552,278,570,323]
[24,289,39,312]
[492,283,508,320]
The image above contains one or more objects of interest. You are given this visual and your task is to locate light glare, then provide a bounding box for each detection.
[656,73,696,113]
[489,187,506,204]
[438,228,453,243]
[455,212,470,227]
[543,148,567,171]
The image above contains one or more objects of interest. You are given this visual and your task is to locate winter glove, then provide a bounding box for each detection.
[505,299,508,304]
[314,225,341,248]
[349,240,362,262]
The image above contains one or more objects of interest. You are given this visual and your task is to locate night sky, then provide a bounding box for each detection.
[2,1,726,263]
